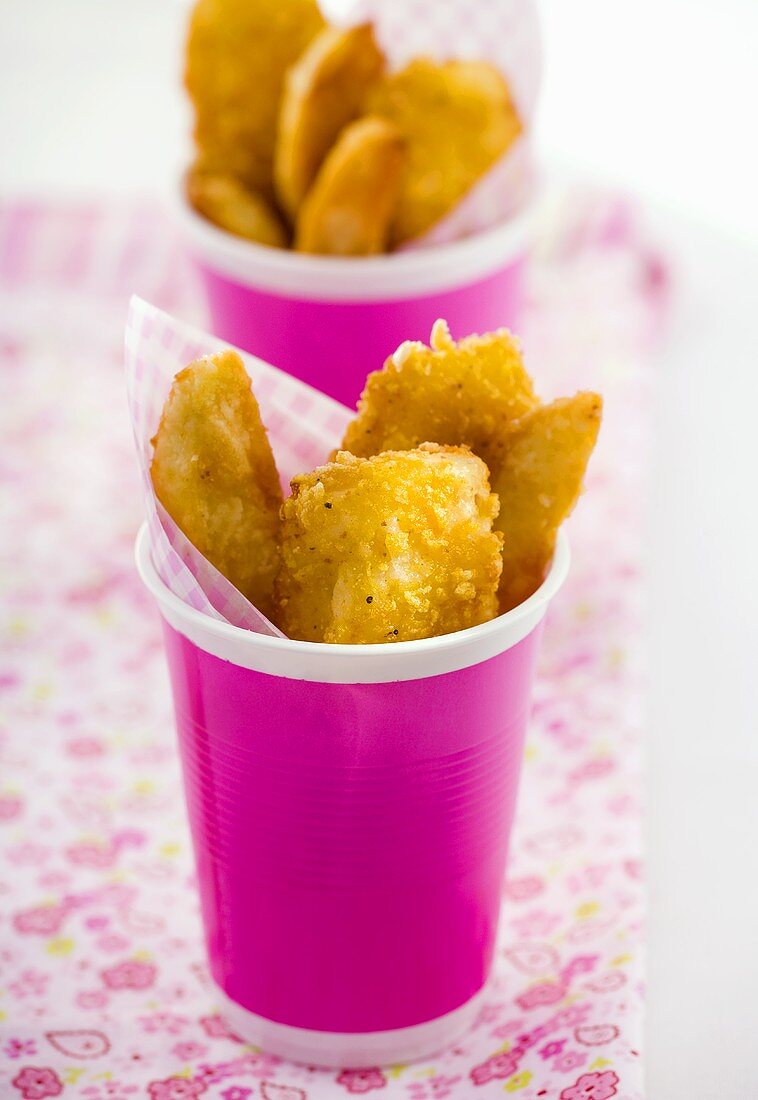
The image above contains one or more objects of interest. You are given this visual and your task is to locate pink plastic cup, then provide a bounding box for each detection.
[178,197,535,408]
[136,526,569,1066]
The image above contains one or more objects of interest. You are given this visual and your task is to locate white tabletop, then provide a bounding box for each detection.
[3,1,757,1094]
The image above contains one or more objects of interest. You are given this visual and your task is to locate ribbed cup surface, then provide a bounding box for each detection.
[163,621,540,1033]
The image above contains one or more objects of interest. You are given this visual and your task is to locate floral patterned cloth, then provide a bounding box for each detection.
[0,195,665,1099]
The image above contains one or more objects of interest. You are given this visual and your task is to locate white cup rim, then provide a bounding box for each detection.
[135,523,570,683]
[175,188,537,302]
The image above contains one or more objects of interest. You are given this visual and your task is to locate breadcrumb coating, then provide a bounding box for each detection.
[275,444,502,643]
[185,0,325,201]
[368,58,522,245]
[186,169,288,247]
[150,351,282,617]
[275,23,385,220]
[341,319,538,469]
[295,116,406,255]
[493,393,603,610]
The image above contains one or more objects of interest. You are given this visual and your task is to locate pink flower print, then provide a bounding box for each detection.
[101,959,156,990]
[13,905,67,935]
[504,943,558,975]
[553,1004,592,1029]
[96,933,130,953]
[96,883,138,908]
[539,1039,566,1059]
[406,1075,462,1100]
[147,1079,207,1100]
[560,1070,619,1100]
[76,989,109,1010]
[584,971,626,994]
[0,793,23,821]
[138,1013,188,1035]
[575,1024,620,1047]
[260,1086,306,1100]
[38,872,71,890]
[11,1067,63,1100]
[569,758,615,784]
[172,1042,208,1061]
[6,843,50,866]
[470,1052,519,1086]
[560,955,599,984]
[4,1039,37,1059]
[65,841,116,869]
[553,1051,588,1074]
[624,858,642,880]
[504,875,544,901]
[511,1020,552,1052]
[195,1053,273,1085]
[566,916,614,944]
[80,1084,139,1100]
[607,794,636,816]
[568,865,610,892]
[509,910,562,939]
[490,1018,525,1039]
[80,1083,139,1100]
[246,1054,282,1078]
[570,955,598,974]
[220,1090,252,1100]
[473,1001,506,1026]
[516,981,566,1010]
[9,971,49,998]
[336,1068,388,1093]
[199,1015,243,1042]
[65,737,105,757]
[111,828,146,851]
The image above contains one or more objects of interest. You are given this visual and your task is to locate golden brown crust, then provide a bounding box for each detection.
[368,58,522,245]
[341,319,538,469]
[184,0,325,201]
[150,351,283,617]
[275,23,385,221]
[493,393,603,611]
[186,169,289,247]
[275,444,503,643]
[294,116,406,255]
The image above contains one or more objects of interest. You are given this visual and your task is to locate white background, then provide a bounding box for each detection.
[2,1,757,1096]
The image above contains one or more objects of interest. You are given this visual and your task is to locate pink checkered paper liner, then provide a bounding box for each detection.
[321,0,541,245]
[125,295,352,634]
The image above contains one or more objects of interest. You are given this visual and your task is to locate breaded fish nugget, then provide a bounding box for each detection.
[185,0,325,200]
[368,58,522,245]
[275,23,385,220]
[186,169,288,247]
[150,351,283,617]
[341,320,538,469]
[494,393,603,611]
[276,444,503,644]
[295,116,405,255]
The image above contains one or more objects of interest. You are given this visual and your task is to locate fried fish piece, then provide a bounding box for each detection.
[368,58,522,245]
[276,444,503,643]
[275,23,385,220]
[150,351,283,617]
[186,169,289,247]
[185,0,325,201]
[341,320,538,470]
[295,116,406,255]
[494,393,603,611]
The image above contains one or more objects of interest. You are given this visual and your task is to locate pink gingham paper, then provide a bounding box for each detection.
[125,297,351,634]
[321,0,541,245]
[0,191,666,1099]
